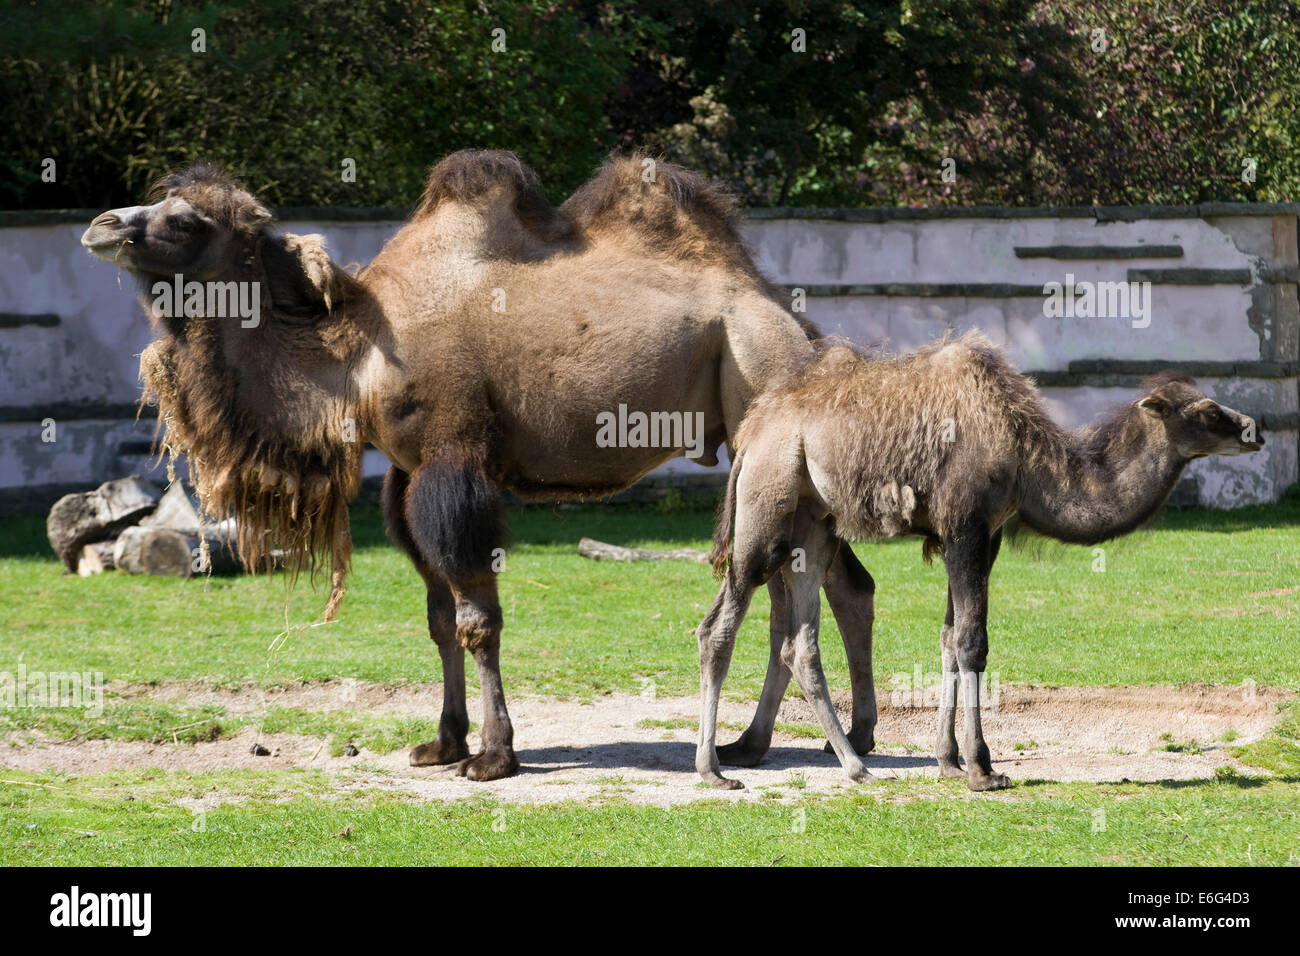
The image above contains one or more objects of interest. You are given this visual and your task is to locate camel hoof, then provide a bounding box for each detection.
[409,738,470,767]
[455,749,520,781]
[937,761,966,779]
[701,772,745,790]
[845,764,881,786]
[718,738,767,768]
[968,772,1012,792]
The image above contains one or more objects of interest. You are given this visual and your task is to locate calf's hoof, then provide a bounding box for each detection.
[699,769,744,790]
[845,762,883,786]
[967,771,1011,792]
[717,736,768,768]
[937,759,966,779]
[409,738,470,767]
[456,748,520,781]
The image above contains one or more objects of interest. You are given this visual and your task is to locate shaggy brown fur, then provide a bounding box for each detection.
[415,148,575,246]
[698,331,1263,791]
[562,155,751,270]
[123,165,367,617]
[82,150,874,782]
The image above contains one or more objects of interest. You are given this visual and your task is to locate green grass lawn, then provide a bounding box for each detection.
[3,494,1298,696]
[1,489,1298,865]
[3,768,1297,866]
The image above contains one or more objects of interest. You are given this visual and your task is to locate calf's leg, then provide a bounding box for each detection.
[943,519,1007,791]
[823,543,878,756]
[781,512,873,782]
[716,576,793,767]
[695,572,757,789]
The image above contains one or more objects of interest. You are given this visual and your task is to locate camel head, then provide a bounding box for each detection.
[82,164,358,321]
[81,163,270,283]
[81,164,365,621]
[1135,374,1264,459]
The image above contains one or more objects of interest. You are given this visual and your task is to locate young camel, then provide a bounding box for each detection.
[701,333,1264,791]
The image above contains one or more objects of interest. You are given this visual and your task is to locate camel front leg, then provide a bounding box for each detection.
[943,519,1008,791]
[823,542,878,756]
[410,578,472,765]
[381,467,472,766]
[450,572,519,781]
[400,458,518,780]
[935,586,963,778]
[716,576,793,767]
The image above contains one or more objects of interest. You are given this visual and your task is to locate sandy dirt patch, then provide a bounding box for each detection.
[2,682,1285,806]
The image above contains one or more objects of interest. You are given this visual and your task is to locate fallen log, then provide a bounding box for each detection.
[112,526,242,577]
[141,481,202,534]
[577,537,710,565]
[46,476,162,570]
[76,541,117,576]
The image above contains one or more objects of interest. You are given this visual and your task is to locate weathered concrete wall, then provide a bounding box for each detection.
[2,204,1295,511]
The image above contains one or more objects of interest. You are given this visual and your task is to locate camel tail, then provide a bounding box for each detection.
[710,447,743,578]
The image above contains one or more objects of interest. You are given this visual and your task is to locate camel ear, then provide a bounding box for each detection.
[1138,394,1172,418]
[236,200,273,233]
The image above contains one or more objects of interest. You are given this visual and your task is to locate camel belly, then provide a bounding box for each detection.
[483,287,729,490]
[499,383,726,493]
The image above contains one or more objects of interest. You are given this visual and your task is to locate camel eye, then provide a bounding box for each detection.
[165,214,201,234]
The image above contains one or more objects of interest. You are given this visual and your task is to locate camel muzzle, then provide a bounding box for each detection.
[81,207,145,260]
[1234,414,1264,452]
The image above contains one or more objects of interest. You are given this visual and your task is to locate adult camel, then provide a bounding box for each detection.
[80,151,879,780]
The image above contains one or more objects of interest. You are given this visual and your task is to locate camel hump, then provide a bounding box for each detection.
[562,155,751,266]
[415,149,572,242]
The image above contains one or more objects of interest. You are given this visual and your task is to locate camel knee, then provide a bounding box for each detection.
[697,609,738,667]
[455,597,502,655]
[955,626,989,673]
[698,632,735,672]
[788,628,823,677]
[731,538,791,592]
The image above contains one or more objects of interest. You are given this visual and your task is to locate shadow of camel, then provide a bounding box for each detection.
[510,739,937,776]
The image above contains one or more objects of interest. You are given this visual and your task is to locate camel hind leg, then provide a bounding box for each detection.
[780,510,874,783]
[716,574,793,767]
[696,440,801,788]
[823,545,878,757]
[708,428,804,770]
[717,322,880,764]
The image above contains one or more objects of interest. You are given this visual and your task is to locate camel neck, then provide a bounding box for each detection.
[1016,418,1187,544]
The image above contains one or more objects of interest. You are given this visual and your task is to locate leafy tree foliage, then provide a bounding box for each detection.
[0,0,1294,209]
